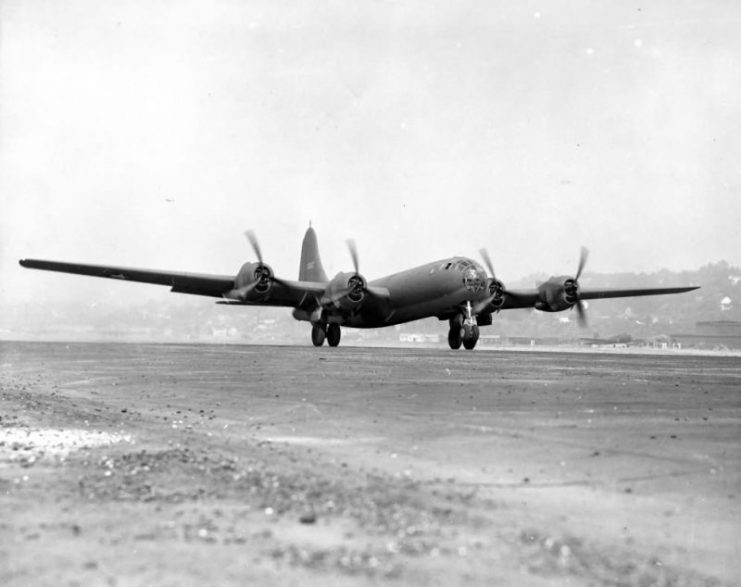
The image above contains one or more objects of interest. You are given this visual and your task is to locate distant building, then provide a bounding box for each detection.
[399,333,440,344]
[478,334,503,346]
[507,336,564,346]
[672,321,741,350]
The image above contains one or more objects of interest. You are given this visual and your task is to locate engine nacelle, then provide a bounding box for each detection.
[535,276,578,312]
[486,278,506,311]
[233,261,274,298]
[324,271,366,311]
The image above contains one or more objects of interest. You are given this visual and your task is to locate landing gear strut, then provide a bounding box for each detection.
[448,302,480,350]
[311,323,326,347]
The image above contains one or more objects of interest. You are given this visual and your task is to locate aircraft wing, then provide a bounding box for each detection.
[19,259,236,297]
[220,278,329,308]
[578,286,700,300]
[18,259,328,306]
[499,285,699,310]
[498,290,541,309]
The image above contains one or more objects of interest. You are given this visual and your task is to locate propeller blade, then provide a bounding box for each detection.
[479,248,495,279]
[575,300,588,328]
[228,274,287,301]
[576,246,589,281]
[227,280,260,300]
[270,275,288,288]
[473,293,497,315]
[244,230,263,265]
[346,239,359,274]
[327,288,351,304]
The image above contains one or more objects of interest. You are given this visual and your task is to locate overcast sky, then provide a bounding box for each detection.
[2,0,740,307]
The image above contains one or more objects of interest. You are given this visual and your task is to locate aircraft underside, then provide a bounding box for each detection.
[307,300,481,350]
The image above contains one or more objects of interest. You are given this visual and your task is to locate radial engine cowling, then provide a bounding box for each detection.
[232,261,274,299]
[486,278,506,311]
[324,271,366,311]
[563,277,579,305]
[535,276,578,312]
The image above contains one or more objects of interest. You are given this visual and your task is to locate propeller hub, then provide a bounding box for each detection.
[253,264,273,294]
[347,274,365,303]
[487,278,506,308]
[564,277,579,303]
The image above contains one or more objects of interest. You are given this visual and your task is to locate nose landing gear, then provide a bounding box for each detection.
[462,323,480,350]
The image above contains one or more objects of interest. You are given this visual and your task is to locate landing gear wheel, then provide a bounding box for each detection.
[327,323,341,347]
[448,327,462,350]
[463,324,480,350]
[311,323,326,347]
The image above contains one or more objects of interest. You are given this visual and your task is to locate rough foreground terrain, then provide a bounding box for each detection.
[1,341,739,586]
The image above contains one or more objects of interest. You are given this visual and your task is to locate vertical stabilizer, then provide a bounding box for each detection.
[299,226,328,283]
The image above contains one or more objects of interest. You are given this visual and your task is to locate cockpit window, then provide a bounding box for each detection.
[443,259,484,273]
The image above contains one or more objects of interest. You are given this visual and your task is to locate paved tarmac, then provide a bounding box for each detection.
[1,341,739,586]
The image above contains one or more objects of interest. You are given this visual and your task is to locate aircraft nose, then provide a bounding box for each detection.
[463,268,488,294]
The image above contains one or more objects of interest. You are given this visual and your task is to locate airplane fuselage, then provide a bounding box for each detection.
[334,256,488,328]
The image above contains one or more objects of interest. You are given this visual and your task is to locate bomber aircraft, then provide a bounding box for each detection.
[19,226,699,350]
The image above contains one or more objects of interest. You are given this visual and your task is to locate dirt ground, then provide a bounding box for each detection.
[1,341,739,586]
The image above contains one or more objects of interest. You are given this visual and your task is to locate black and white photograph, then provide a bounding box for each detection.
[1,1,739,585]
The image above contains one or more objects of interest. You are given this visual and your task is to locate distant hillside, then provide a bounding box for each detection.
[500,261,737,338]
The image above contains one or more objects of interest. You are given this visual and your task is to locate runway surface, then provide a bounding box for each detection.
[1,341,739,586]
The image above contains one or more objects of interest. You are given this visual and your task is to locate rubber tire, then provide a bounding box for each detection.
[327,323,341,347]
[463,325,480,350]
[450,314,464,330]
[311,324,326,347]
[448,327,462,350]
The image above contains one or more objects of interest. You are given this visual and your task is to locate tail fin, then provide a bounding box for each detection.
[299,225,328,283]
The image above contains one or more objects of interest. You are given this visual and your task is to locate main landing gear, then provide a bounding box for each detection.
[311,323,325,346]
[327,323,341,347]
[311,323,341,347]
[448,302,480,350]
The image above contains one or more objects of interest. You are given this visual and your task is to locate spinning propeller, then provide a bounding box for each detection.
[347,239,359,275]
[473,247,507,313]
[245,230,263,266]
[566,246,589,327]
[325,239,367,304]
[227,230,284,299]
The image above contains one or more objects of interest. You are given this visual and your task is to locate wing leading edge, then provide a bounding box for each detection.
[18,259,328,306]
[19,259,235,298]
[498,285,700,310]
[578,286,700,301]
